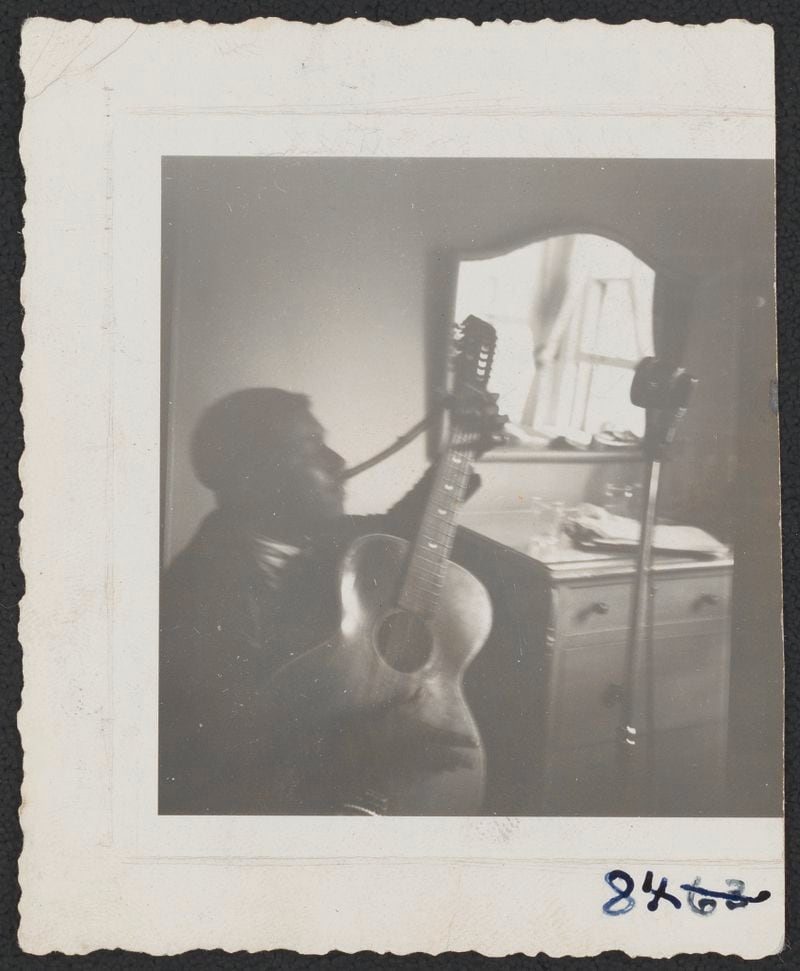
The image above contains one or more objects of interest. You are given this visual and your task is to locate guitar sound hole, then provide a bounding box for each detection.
[375,610,433,673]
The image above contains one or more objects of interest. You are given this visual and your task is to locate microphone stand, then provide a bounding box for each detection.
[618,358,697,813]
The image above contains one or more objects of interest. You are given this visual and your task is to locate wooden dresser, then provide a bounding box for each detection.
[453,510,734,816]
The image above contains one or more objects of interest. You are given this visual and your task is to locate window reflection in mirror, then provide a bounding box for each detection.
[455,234,655,448]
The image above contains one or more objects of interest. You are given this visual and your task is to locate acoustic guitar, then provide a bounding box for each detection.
[265,316,497,814]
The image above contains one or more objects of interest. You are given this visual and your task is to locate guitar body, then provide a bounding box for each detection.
[266,533,492,814]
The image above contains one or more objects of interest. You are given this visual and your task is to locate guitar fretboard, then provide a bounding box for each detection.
[397,426,476,617]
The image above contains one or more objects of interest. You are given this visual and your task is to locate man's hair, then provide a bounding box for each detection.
[191,387,312,493]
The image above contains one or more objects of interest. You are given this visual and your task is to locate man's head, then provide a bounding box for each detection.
[191,388,346,540]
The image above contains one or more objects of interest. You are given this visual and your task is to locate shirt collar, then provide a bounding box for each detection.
[249,534,304,588]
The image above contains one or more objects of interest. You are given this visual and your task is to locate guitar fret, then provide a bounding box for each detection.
[436,477,469,495]
[402,584,440,604]
[418,540,453,558]
[429,503,458,518]
[406,585,442,603]
[437,493,463,505]
[422,521,456,538]
[414,548,447,559]
[414,542,449,556]
[419,539,452,553]
[412,550,447,570]
[422,523,455,539]
[411,558,447,577]
[406,566,443,582]
[412,546,448,562]
[424,517,458,533]
[409,566,448,586]
[410,563,446,579]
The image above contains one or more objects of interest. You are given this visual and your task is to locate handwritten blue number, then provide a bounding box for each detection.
[725,879,747,910]
[642,870,682,912]
[603,869,636,916]
[685,877,716,915]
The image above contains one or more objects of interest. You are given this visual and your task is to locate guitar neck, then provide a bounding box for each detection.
[395,314,496,618]
[397,426,476,617]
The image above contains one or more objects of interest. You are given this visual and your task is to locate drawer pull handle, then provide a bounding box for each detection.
[695,593,722,609]
[577,600,611,622]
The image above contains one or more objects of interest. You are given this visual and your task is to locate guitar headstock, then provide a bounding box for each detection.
[452,315,497,390]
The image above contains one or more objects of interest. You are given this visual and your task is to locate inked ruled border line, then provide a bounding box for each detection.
[122,854,783,867]
[128,105,773,118]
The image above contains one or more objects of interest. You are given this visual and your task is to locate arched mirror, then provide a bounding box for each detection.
[454,234,656,449]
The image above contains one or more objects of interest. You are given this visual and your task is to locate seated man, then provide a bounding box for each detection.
[159,386,502,814]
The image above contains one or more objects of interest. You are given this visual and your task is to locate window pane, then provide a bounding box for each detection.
[592,279,641,360]
[582,364,645,436]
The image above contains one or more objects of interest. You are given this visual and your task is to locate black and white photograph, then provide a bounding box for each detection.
[159,156,780,819]
[18,17,783,956]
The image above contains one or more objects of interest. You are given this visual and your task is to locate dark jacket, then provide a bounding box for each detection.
[159,470,473,815]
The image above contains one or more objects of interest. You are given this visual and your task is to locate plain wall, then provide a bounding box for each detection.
[162,158,434,560]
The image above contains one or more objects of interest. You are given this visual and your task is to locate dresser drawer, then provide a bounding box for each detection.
[546,629,730,752]
[557,570,731,641]
[653,571,731,627]
[557,581,632,638]
[546,637,626,750]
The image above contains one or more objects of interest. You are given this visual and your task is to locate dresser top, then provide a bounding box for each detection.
[460,510,734,581]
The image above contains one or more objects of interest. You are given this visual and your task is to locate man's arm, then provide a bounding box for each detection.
[378,385,505,537]
[342,461,482,542]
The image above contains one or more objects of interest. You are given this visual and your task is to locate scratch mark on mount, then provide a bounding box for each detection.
[90,26,140,73]
[28,24,97,100]
[30,25,139,101]
[27,24,58,76]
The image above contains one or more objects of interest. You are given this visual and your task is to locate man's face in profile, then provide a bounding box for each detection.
[242,409,346,538]
[193,390,347,541]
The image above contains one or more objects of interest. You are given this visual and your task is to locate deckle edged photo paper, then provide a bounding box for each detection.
[18,16,783,957]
